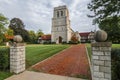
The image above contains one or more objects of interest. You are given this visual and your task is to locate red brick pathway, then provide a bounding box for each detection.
[32,44,91,78]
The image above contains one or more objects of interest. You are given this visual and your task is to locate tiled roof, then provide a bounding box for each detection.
[41,35,51,40]
[79,32,90,37]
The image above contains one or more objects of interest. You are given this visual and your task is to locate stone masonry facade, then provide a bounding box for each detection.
[51,5,74,43]
[91,42,112,80]
[10,43,25,74]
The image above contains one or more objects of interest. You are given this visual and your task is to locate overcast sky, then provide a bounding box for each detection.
[0,0,99,34]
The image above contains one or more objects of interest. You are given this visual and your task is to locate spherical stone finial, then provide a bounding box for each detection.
[95,30,107,42]
[13,35,23,43]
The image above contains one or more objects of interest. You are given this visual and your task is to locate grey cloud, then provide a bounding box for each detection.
[0,0,97,34]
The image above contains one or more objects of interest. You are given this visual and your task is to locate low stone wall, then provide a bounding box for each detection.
[10,43,25,74]
[91,42,112,80]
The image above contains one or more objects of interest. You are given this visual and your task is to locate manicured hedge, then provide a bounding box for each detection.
[0,47,10,71]
[111,49,120,80]
[68,41,80,44]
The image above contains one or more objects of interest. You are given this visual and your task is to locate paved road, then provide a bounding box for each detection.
[33,44,91,79]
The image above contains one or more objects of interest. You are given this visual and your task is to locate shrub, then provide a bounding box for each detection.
[68,41,78,44]
[111,49,120,80]
[51,42,56,44]
[71,35,79,43]
[78,41,80,43]
[43,41,51,44]
[62,41,67,44]
[43,42,48,44]
[0,47,10,71]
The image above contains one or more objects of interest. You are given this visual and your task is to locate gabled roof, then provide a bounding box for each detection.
[79,32,90,37]
[41,35,51,40]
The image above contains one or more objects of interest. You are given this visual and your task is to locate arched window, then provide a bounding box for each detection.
[57,11,59,17]
[61,11,63,16]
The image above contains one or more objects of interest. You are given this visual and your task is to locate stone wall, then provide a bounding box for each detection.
[10,43,25,74]
[91,42,112,80]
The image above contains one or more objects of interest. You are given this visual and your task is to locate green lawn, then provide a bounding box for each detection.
[0,44,70,80]
[26,44,70,68]
[86,43,92,59]
[112,44,120,49]
[0,71,13,80]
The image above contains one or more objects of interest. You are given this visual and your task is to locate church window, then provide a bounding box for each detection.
[61,11,63,16]
[57,11,59,17]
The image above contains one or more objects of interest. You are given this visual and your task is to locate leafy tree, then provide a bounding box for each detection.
[88,0,120,43]
[99,17,120,43]
[88,0,120,24]
[4,28,14,41]
[0,13,8,44]
[28,30,37,43]
[9,18,30,42]
[5,28,14,36]
[36,29,44,38]
[70,34,79,44]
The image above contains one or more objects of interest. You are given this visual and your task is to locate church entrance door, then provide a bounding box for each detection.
[59,36,62,43]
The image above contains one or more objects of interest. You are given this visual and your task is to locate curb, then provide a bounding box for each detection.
[85,44,92,80]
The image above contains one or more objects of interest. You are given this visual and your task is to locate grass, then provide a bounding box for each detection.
[112,44,120,49]
[0,71,13,80]
[0,44,70,80]
[86,43,92,60]
[26,44,70,68]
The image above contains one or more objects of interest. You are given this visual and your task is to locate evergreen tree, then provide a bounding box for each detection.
[9,18,30,42]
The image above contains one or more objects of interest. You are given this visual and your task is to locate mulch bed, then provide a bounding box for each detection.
[32,44,91,79]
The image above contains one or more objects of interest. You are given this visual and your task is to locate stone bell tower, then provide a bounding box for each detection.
[51,5,73,43]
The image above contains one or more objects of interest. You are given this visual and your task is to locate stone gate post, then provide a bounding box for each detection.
[10,43,25,74]
[91,42,112,80]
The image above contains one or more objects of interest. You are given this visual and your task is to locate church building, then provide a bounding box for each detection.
[51,5,78,43]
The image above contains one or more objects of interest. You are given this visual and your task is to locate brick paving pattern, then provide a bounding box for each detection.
[32,44,91,79]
